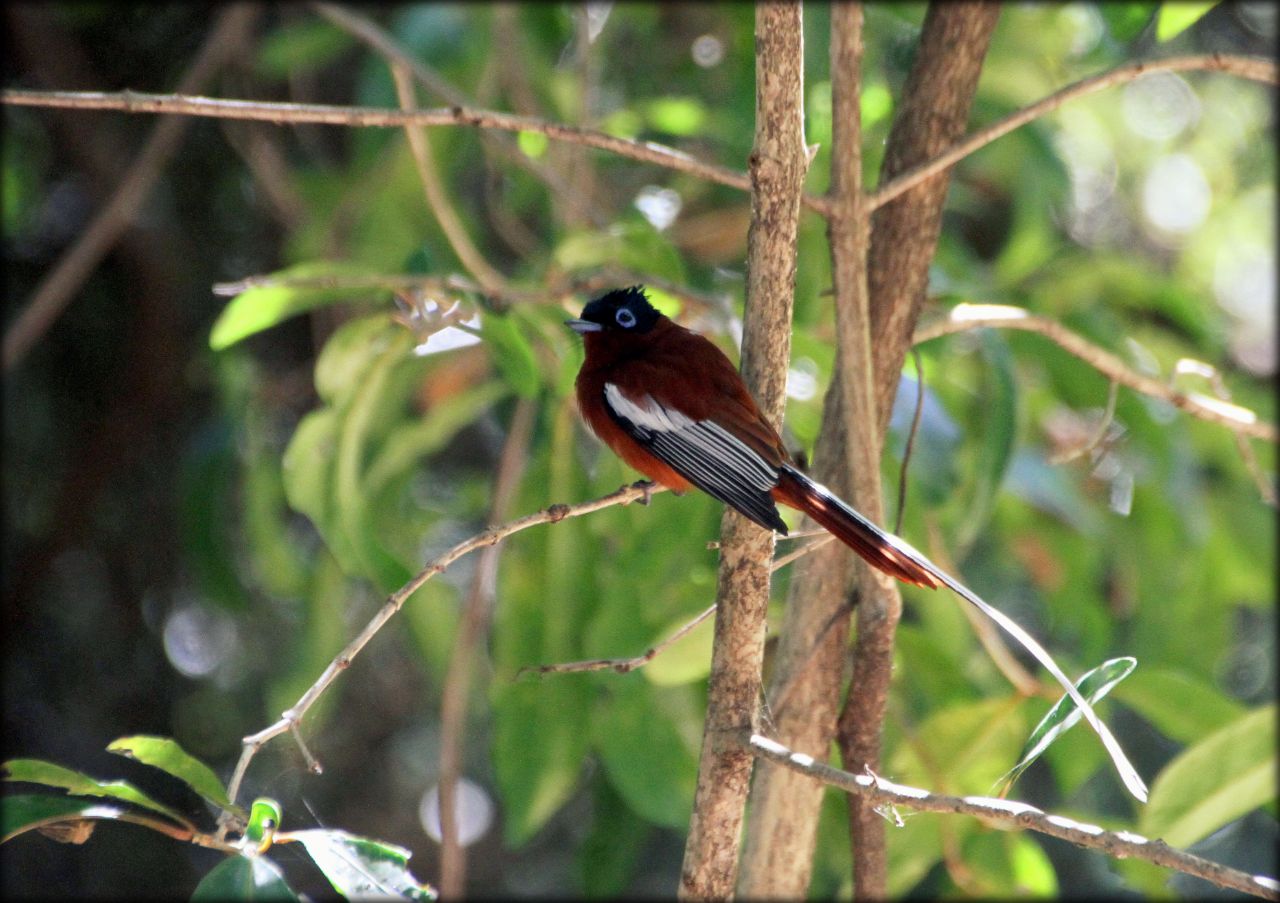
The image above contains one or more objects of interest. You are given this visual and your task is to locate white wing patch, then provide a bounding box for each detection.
[602,382,785,532]
[604,383,695,432]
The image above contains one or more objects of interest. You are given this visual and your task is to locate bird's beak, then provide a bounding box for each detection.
[565,318,603,334]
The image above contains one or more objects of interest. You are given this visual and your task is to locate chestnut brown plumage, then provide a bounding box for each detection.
[567,286,940,589]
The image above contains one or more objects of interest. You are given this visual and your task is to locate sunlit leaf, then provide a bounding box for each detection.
[2,794,126,843]
[191,854,298,901]
[284,829,436,901]
[645,97,707,136]
[641,610,714,687]
[1098,3,1158,42]
[106,736,232,811]
[244,798,282,852]
[210,262,388,351]
[2,760,189,828]
[1155,1,1218,41]
[997,657,1136,794]
[1141,705,1276,848]
[1113,668,1246,743]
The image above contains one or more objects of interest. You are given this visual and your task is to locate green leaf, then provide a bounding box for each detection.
[106,736,233,811]
[645,97,707,136]
[285,829,436,901]
[593,680,698,828]
[889,697,1028,794]
[492,679,590,846]
[313,313,403,407]
[191,855,298,901]
[481,312,541,399]
[640,609,714,687]
[2,794,127,843]
[517,130,549,158]
[1141,705,1276,848]
[2,759,190,828]
[963,831,1058,897]
[1113,668,1246,744]
[364,381,510,496]
[209,262,388,351]
[577,780,650,896]
[1098,3,1158,42]
[1155,1,1218,40]
[997,657,1136,794]
[255,20,352,77]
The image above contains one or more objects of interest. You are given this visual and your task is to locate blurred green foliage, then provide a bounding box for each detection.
[3,2,1274,898]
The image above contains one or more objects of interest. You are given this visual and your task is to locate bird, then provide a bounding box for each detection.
[566,285,941,589]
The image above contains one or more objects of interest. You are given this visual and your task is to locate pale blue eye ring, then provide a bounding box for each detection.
[616,308,637,328]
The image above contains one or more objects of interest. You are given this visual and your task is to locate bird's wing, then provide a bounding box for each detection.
[602,382,787,534]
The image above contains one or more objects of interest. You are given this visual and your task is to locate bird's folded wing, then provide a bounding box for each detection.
[602,383,787,533]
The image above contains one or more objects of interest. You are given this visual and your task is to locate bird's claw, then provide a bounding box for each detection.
[631,479,656,506]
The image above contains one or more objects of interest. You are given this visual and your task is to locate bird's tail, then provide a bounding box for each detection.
[773,465,941,589]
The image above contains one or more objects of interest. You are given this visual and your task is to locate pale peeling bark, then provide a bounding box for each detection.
[679,4,806,898]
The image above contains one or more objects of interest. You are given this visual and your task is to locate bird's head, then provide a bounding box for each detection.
[565,286,662,336]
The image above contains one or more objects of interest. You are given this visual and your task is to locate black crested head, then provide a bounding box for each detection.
[574,285,661,334]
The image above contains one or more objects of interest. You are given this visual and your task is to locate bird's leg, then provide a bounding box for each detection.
[631,479,658,505]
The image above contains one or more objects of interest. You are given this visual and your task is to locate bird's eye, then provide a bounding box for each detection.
[615,307,637,328]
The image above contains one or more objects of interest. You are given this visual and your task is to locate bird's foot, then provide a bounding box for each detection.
[631,479,657,506]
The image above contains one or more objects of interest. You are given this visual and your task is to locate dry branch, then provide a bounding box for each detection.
[749,733,1280,901]
[219,480,665,818]
[1,7,259,371]
[679,5,807,897]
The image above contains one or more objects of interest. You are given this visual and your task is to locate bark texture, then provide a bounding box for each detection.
[679,4,807,898]
[838,4,1001,898]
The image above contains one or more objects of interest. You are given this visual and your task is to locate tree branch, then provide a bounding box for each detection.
[839,4,1002,896]
[437,399,534,897]
[1,6,260,371]
[747,733,1280,901]
[869,53,1278,213]
[218,479,665,821]
[915,305,1277,443]
[391,64,511,295]
[739,5,870,896]
[680,4,806,897]
[0,88,771,206]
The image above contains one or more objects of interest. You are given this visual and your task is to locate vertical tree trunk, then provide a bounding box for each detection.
[679,3,807,897]
[837,3,1001,897]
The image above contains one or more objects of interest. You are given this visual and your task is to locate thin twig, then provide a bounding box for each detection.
[520,531,835,680]
[391,64,510,295]
[867,53,1278,213]
[914,305,1277,443]
[0,89,768,206]
[312,3,468,107]
[219,480,665,817]
[1,6,259,371]
[438,398,534,896]
[1048,379,1120,465]
[1172,359,1278,506]
[747,733,1280,901]
[895,347,926,534]
[518,603,716,678]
